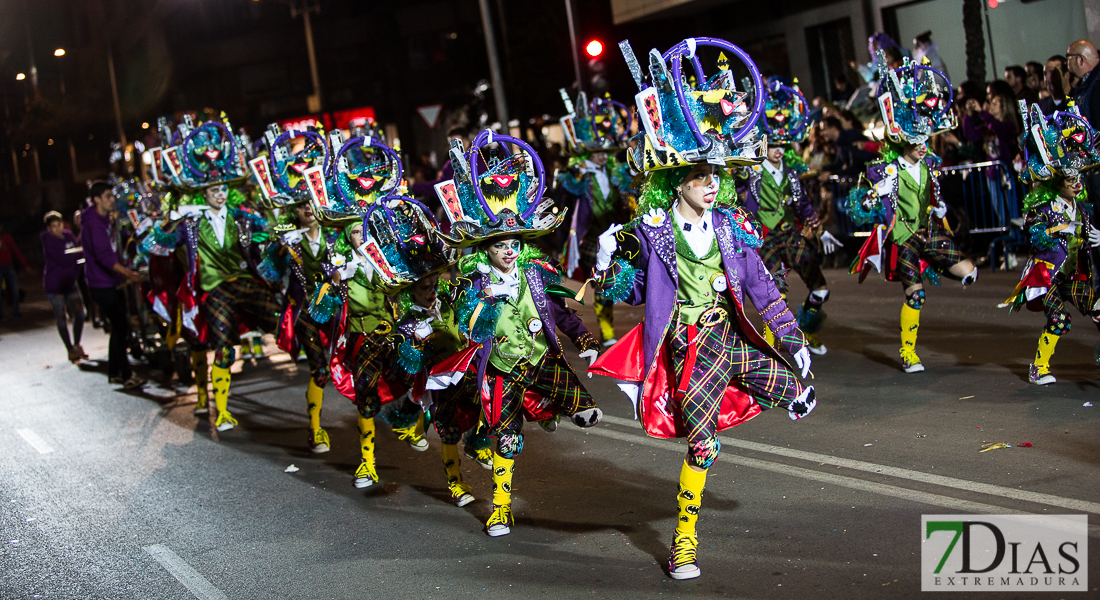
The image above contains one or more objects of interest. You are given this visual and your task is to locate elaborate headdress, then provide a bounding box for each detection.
[153,114,251,192]
[1018,102,1100,184]
[325,131,403,225]
[558,89,632,156]
[250,123,332,209]
[433,130,564,248]
[875,50,955,145]
[618,36,766,172]
[355,194,457,295]
[761,79,809,145]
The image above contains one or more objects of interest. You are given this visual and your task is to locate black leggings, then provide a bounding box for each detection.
[88,287,131,379]
[47,288,85,350]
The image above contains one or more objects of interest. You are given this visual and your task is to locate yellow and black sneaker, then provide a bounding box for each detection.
[353,459,378,489]
[668,533,700,580]
[464,445,494,470]
[449,481,475,507]
[485,504,513,537]
[308,428,331,454]
[214,411,238,432]
[900,348,924,373]
[392,417,429,451]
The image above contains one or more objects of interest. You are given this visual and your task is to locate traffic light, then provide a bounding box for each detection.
[585,40,604,58]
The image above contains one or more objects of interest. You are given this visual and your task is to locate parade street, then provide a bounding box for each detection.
[1,269,1097,600]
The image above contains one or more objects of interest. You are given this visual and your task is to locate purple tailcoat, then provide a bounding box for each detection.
[599,208,805,380]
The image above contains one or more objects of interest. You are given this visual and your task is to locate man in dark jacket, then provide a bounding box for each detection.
[1068,40,1100,127]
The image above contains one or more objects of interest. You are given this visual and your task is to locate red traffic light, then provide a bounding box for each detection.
[585,40,604,58]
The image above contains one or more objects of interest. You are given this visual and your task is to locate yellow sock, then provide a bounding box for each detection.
[191,350,208,408]
[594,301,615,341]
[1034,332,1060,369]
[675,460,708,537]
[358,415,376,465]
[899,304,921,354]
[763,326,776,347]
[491,453,515,506]
[211,365,231,415]
[306,378,324,432]
[442,443,464,486]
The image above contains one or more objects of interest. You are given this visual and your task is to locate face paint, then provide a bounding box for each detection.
[678,164,721,213]
[412,274,439,308]
[348,223,364,248]
[487,238,522,273]
[205,185,229,209]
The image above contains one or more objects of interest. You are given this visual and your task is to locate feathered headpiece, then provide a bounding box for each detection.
[355,194,457,295]
[1018,102,1100,183]
[618,36,765,172]
[433,130,564,248]
[875,50,955,145]
[762,79,809,145]
[153,114,251,192]
[559,89,632,156]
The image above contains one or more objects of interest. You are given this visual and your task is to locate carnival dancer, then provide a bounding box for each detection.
[259,202,338,452]
[848,52,977,373]
[146,116,279,431]
[556,90,637,345]
[741,79,841,354]
[588,39,817,581]
[1000,102,1100,384]
[427,131,602,536]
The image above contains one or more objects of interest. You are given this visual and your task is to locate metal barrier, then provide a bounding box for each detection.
[822,160,1025,271]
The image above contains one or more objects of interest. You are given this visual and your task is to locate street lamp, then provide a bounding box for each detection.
[54,48,66,97]
[53,48,65,57]
[15,73,25,81]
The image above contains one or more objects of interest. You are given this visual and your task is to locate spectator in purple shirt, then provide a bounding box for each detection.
[82,181,144,389]
[41,211,88,363]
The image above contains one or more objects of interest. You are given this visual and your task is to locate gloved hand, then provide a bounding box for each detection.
[282,228,306,246]
[413,319,434,340]
[486,282,518,301]
[178,204,208,218]
[819,231,841,254]
[931,203,948,219]
[578,348,599,378]
[336,258,360,280]
[1089,226,1100,248]
[793,346,812,379]
[595,224,623,272]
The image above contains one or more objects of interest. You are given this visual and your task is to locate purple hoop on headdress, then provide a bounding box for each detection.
[181,121,236,182]
[268,130,331,191]
[467,131,547,224]
[763,82,809,140]
[590,97,634,144]
[892,63,954,120]
[661,37,765,147]
[363,195,442,254]
[334,136,403,204]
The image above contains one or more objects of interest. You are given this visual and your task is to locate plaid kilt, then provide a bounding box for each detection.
[1041,275,1098,333]
[895,226,964,289]
[669,319,804,447]
[759,224,827,290]
[204,276,280,366]
[486,355,595,437]
[432,375,480,444]
[349,330,393,418]
[294,313,330,385]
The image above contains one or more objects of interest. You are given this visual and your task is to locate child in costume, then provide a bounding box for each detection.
[848,52,977,373]
[146,116,279,431]
[427,131,602,537]
[555,90,638,346]
[588,39,817,581]
[741,80,841,354]
[1000,102,1100,384]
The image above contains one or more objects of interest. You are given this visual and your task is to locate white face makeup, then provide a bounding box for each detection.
[295,204,316,226]
[677,163,721,214]
[411,274,439,308]
[1059,175,1083,199]
[590,152,609,167]
[766,145,785,165]
[902,143,927,164]
[204,185,229,209]
[347,223,364,248]
[487,237,522,273]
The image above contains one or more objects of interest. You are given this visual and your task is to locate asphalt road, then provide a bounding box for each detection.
[1,268,1098,599]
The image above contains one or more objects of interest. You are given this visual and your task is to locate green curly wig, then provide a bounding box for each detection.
[458,241,552,276]
[633,165,737,219]
[1022,179,1087,213]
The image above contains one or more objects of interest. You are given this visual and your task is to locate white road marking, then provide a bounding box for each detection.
[600,414,1100,515]
[16,429,54,454]
[588,422,1100,538]
[144,544,228,600]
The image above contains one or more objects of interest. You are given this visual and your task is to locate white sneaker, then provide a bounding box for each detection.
[601,338,618,347]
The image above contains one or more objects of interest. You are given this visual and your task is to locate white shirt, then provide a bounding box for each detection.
[410,299,442,322]
[490,265,521,301]
[763,158,786,186]
[899,155,924,185]
[205,205,229,247]
[582,159,611,199]
[304,228,323,258]
[672,201,715,258]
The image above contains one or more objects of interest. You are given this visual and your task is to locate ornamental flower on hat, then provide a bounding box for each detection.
[260,121,332,205]
[558,89,632,156]
[875,50,955,145]
[327,129,403,225]
[762,79,809,145]
[1018,101,1100,184]
[156,114,251,192]
[358,194,457,295]
[618,36,767,173]
[433,130,565,248]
